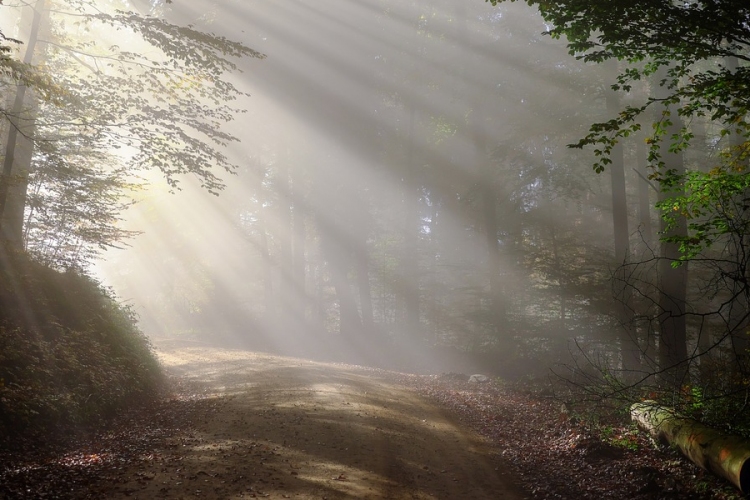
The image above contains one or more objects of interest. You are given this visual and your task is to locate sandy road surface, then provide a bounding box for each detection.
[98,346,525,499]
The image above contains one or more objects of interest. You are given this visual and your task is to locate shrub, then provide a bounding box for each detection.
[0,250,162,445]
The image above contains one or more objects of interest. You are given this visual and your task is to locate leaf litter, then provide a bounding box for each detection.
[396,372,743,500]
[0,362,743,499]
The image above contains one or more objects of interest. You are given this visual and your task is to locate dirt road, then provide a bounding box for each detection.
[101,346,525,499]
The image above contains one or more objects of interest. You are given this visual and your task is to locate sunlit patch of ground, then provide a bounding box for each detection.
[96,344,525,499]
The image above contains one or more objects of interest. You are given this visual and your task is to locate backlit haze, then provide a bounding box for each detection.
[94,0,624,375]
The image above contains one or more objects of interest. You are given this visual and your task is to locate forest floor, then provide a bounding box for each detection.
[0,344,743,499]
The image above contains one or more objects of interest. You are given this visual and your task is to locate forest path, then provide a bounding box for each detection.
[100,345,525,499]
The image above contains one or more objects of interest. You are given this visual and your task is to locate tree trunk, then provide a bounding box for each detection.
[635,138,653,248]
[654,67,689,387]
[473,99,505,343]
[329,252,361,337]
[656,190,689,388]
[291,185,307,322]
[4,96,36,248]
[356,241,374,332]
[607,84,640,378]
[0,0,45,246]
[399,106,420,338]
[549,226,566,330]
[607,89,630,265]
[481,180,504,339]
[258,224,274,320]
[631,401,750,493]
[725,56,750,372]
[634,135,659,370]
[276,158,295,328]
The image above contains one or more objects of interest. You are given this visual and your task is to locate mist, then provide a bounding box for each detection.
[6,1,750,497]
[94,0,628,377]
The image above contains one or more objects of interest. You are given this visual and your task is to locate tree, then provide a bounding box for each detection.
[484,0,750,390]
[1,0,264,268]
[1,0,47,246]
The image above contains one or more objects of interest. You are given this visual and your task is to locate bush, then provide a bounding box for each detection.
[0,250,162,444]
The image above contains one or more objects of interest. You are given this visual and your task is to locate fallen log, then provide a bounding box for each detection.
[631,400,750,494]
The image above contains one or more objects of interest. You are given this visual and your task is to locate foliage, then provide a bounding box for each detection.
[1,0,264,269]
[404,373,741,498]
[23,130,143,269]
[482,0,750,428]
[486,0,750,257]
[0,248,162,443]
[0,26,63,108]
[76,7,265,192]
[658,166,750,263]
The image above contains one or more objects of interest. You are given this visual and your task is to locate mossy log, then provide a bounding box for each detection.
[631,400,750,493]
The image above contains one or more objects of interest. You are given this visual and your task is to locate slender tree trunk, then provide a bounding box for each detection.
[0,0,45,245]
[549,226,566,329]
[635,134,659,369]
[654,68,689,388]
[291,189,308,323]
[685,114,717,381]
[481,182,504,335]
[607,84,640,378]
[327,243,360,337]
[636,138,654,248]
[473,103,505,343]
[399,106,420,338]
[258,226,274,320]
[4,95,36,248]
[355,236,374,332]
[277,159,294,328]
[608,93,630,265]
[656,176,689,389]
[287,164,310,332]
[310,237,325,330]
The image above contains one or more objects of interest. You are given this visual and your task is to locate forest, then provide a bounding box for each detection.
[1,0,750,498]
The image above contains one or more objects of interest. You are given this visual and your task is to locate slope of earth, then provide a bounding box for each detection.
[1,346,525,499]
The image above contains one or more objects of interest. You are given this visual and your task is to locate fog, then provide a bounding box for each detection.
[96,0,630,376]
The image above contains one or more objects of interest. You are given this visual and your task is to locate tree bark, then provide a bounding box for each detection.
[355,241,374,332]
[607,83,640,378]
[549,226,566,330]
[0,0,45,246]
[291,187,307,322]
[725,56,750,372]
[276,158,295,328]
[635,138,653,248]
[473,101,505,343]
[631,401,750,493]
[329,252,361,337]
[654,67,689,387]
[258,223,274,320]
[4,96,36,248]
[399,106,420,338]
[607,89,630,265]
[481,179,504,339]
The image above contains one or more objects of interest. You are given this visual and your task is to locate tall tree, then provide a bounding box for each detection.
[653,67,690,386]
[605,66,640,377]
[485,0,750,387]
[1,0,46,247]
[1,0,263,268]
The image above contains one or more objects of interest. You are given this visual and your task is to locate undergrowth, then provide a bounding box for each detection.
[0,249,162,448]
